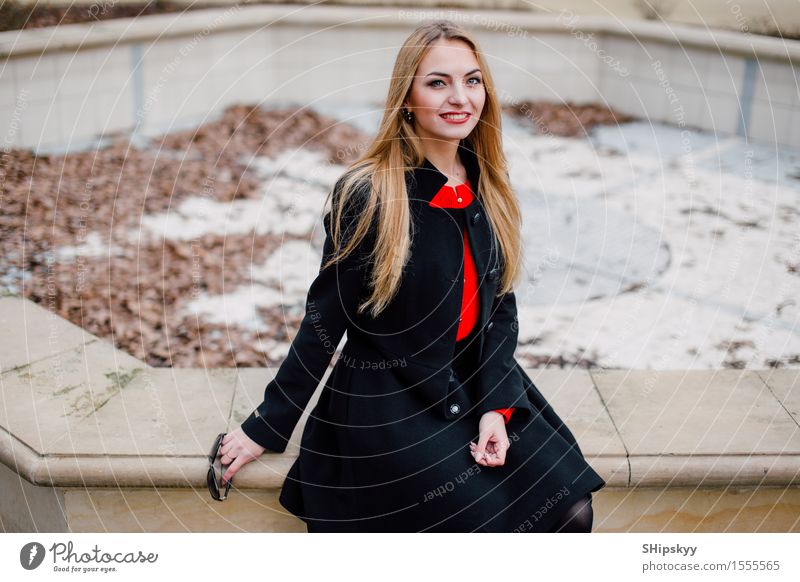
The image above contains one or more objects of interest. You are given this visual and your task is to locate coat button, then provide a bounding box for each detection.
[471,212,481,225]
[485,321,494,332]
[488,268,499,281]
[449,403,461,415]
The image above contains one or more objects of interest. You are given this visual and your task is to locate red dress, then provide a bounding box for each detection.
[429,179,515,425]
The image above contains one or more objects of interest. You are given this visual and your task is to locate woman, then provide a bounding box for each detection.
[217,19,606,532]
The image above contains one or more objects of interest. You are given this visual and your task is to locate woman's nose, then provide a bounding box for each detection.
[449,83,468,104]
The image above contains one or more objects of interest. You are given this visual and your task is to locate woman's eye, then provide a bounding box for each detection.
[428,77,481,88]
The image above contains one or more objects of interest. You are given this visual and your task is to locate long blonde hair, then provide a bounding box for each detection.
[324,19,522,318]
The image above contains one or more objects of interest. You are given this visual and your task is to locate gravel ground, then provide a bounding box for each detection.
[1,100,625,368]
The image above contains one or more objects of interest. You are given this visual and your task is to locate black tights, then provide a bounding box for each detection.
[550,493,594,533]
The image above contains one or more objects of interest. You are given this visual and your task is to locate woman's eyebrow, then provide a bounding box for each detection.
[424,68,481,78]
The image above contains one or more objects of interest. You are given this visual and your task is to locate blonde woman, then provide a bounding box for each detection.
[217,19,605,533]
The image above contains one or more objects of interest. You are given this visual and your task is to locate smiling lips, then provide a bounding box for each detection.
[440,112,471,124]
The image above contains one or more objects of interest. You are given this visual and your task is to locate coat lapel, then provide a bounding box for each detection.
[404,139,502,357]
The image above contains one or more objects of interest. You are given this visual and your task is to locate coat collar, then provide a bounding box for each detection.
[406,138,481,204]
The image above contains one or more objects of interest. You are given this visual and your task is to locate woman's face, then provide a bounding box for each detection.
[404,38,486,144]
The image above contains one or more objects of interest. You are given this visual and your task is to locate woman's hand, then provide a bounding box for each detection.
[219,428,266,485]
[469,411,511,467]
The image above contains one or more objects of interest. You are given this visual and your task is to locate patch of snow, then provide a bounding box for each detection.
[184,239,323,330]
[250,239,320,302]
[247,148,348,187]
[56,232,121,261]
[137,171,330,241]
[184,285,285,331]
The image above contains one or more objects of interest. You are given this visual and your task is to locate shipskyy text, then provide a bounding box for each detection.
[642,543,697,557]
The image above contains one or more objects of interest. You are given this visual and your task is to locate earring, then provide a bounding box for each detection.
[402,108,413,122]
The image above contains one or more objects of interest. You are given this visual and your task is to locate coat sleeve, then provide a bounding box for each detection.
[239,178,375,453]
[474,290,528,418]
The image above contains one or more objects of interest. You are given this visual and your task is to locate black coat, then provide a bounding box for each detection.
[240,138,606,532]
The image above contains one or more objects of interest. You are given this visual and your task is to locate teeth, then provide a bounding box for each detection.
[442,113,468,119]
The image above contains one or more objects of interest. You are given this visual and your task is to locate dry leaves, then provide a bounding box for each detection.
[1,104,369,367]
[502,100,636,137]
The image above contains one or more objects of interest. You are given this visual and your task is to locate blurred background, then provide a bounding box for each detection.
[1,0,799,371]
[3,1,800,37]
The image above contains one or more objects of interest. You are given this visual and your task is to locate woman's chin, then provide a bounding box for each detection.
[420,123,476,141]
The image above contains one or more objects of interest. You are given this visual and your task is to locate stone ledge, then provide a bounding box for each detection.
[0,4,797,61]
[2,296,799,531]
[2,297,799,493]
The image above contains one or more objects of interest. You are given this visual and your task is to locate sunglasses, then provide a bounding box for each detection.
[207,432,233,501]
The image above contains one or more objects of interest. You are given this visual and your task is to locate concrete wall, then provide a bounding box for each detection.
[1,4,798,154]
[5,479,799,532]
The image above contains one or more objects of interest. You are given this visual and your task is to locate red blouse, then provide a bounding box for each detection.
[430,180,515,425]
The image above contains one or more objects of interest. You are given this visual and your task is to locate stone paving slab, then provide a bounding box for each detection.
[528,368,629,485]
[0,340,145,454]
[592,369,800,486]
[592,369,800,456]
[45,368,238,458]
[757,369,800,425]
[531,368,626,454]
[0,296,97,374]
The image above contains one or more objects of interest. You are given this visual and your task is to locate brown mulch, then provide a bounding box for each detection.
[501,100,636,137]
[1,100,623,368]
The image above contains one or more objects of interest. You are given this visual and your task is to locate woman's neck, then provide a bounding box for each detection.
[422,141,466,186]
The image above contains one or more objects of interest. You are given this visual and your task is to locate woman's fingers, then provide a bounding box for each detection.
[491,436,511,465]
[219,438,242,465]
[222,455,250,485]
[211,429,267,488]
[470,441,496,466]
[468,442,485,465]
[219,441,235,461]
[491,441,507,465]
[483,448,501,466]
[469,434,509,467]
[473,411,512,467]
[222,430,265,461]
